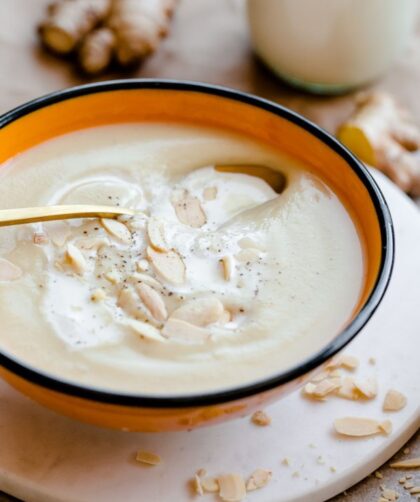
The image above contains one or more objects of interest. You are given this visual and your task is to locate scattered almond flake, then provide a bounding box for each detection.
[136,283,167,322]
[292,471,300,478]
[354,377,378,399]
[391,458,420,469]
[317,456,325,465]
[369,356,376,365]
[194,474,203,495]
[162,318,209,343]
[91,288,106,302]
[118,288,147,320]
[135,450,161,466]
[136,259,149,272]
[171,297,224,327]
[203,186,217,201]
[383,389,407,412]
[235,248,261,264]
[218,473,246,502]
[334,417,387,437]
[336,376,359,401]
[404,448,411,455]
[46,221,70,246]
[329,369,341,377]
[76,237,109,251]
[398,477,406,484]
[409,487,420,494]
[201,477,219,493]
[330,466,337,473]
[381,488,400,501]
[326,354,358,371]
[0,258,22,281]
[238,237,265,251]
[375,471,384,479]
[404,482,414,489]
[33,232,49,245]
[246,469,272,491]
[147,217,168,252]
[311,371,330,383]
[130,272,163,291]
[281,457,290,466]
[379,420,393,435]
[171,189,207,228]
[196,468,207,478]
[311,378,342,398]
[220,256,233,281]
[406,474,413,479]
[124,319,164,342]
[251,410,271,426]
[105,271,121,284]
[100,218,131,243]
[147,246,185,285]
[65,243,87,275]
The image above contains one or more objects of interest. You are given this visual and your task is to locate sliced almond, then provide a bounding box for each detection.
[311,370,331,383]
[117,288,149,322]
[147,217,168,252]
[409,486,420,494]
[220,309,232,324]
[251,410,271,426]
[125,319,164,342]
[33,232,49,245]
[379,420,393,435]
[136,259,149,272]
[65,243,87,275]
[194,474,203,495]
[334,417,387,437]
[105,271,121,284]
[76,237,109,251]
[147,246,185,285]
[381,488,399,501]
[383,389,407,412]
[162,318,209,343]
[91,288,106,302]
[336,376,360,400]
[136,283,167,322]
[201,477,219,493]
[354,377,378,399]
[246,469,272,491]
[130,272,163,291]
[326,354,359,371]
[100,218,131,243]
[171,189,207,228]
[235,248,261,264]
[203,186,217,201]
[238,237,265,251]
[218,473,247,502]
[311,378,342,398]
[0,258,22,281]
[171,297,224,326]
[135,450,161,465]
[220,256,233,281]
[390,458,420,469]
[46,221,70,247]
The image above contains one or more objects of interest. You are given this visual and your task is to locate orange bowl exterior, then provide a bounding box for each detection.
[0,81,394,431]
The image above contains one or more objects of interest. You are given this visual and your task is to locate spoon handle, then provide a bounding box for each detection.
[0,205,135,227]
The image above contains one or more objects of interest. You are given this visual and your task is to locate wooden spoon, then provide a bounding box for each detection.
[0,164,286,227]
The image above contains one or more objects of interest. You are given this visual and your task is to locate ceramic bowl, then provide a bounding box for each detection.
[0,80,394,431]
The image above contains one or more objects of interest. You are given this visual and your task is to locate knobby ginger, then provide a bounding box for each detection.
[338,92,420,195]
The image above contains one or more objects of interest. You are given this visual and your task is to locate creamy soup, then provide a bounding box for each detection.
[0,124,364,394]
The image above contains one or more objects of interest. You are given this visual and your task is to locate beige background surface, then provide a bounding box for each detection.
[0,1,418,500]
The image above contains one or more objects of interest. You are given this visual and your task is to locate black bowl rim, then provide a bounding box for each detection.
[0,79,394,408]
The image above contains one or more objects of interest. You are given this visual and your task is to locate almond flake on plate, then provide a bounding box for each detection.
[383,389,407,412]
[171,189,207,228]
[202,477,219,493]
[246,469,272,491]
[100,218,131,243]
[171,297,224,326]
[335,376,360,400]
[354,377,378,399]
[326,354,359,371]
[379,420,393,435]
[381,488,400,501]
[218,473,247,502]
[391,458,420,469]
[147,217,168,252]
[0,258,22,281]
[162,318,209,343]
[194,474,203,495]
[135,450,161,466]
[147,246,185,285]
[65,243,87,274]
[309,378,342,398]
[251,410,271,426]
[334,417,389,437]
[136,283,167,322]
[409,487,420,494]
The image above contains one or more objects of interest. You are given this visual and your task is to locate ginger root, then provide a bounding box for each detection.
[40,0,112,54]
[338,92,420,196]
[39,0,178,74]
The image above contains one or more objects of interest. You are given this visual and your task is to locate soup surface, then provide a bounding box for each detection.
[0,123,364,394]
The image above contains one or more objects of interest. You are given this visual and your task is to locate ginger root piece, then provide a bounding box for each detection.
[79,27,116,74]
[40,0,112,54]
[338,92,420,195]
[109,0,178,66]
